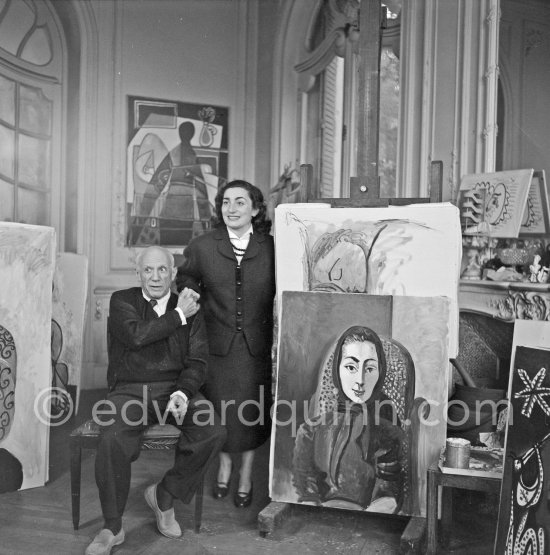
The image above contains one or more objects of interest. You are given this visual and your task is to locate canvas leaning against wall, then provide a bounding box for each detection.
[495,320,550,554]
[270,292,450,517]
[0,222,56,490]
[126,96,229,247]
[51,253,89,417]
[273,202,461,356]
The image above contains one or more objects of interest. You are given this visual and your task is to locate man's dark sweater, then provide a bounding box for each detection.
[106,287,207,400]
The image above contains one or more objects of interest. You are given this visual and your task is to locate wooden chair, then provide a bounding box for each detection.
[70,419,205,533]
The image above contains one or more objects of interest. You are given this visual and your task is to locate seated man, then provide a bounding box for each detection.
[86,246,226,555]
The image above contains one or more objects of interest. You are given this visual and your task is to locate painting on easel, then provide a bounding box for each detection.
[270,292,450,517]
[494,320,550,554]
[274,202,461,354]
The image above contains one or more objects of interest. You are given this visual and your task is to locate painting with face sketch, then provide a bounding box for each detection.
[270,292,450,517]
[274,202,461,355]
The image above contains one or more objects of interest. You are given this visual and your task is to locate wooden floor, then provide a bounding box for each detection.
[0,389,497,555]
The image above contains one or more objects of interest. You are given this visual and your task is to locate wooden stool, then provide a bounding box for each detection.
[70,419,204,532]
[426,463,501,554]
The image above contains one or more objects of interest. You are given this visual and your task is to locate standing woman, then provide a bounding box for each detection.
[176,179,275,508]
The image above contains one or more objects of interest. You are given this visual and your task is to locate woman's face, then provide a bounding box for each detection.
[338,340,380,403]
[221,186,259,237]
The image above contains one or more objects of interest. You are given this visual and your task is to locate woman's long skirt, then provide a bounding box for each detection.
[203,333,272,453]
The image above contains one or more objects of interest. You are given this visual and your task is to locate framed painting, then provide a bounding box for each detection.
[126,96,229,247]
[270,292,451,517]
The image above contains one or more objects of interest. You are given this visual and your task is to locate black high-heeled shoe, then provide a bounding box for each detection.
[212,480,230,499]
[233,484,253,508]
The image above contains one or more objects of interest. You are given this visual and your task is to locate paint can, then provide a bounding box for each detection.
[445,437,471,469]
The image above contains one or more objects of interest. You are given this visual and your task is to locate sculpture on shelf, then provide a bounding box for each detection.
[529,255,549,284]
[461,248,482,280]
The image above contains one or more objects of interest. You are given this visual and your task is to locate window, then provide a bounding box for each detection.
[0,0,63,226]
[297,0,401,198]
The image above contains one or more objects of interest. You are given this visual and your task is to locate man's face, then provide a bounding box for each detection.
[138,248,176,299]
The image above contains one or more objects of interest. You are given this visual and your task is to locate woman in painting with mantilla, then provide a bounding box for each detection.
[177,179,275,508]
[292,325,405,512]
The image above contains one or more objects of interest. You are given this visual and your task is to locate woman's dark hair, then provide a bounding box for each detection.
[332,325,387,405]
[214,180,272,235]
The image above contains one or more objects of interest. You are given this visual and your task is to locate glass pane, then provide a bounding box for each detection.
[21,27,52,66]
[20,85,52,135]
[0,124,15,179]
[0,178,14,221]
[17,188,49,225]
[0,0,35,56]
[0,75,15,126]
[18,133,50,189]
[379,46,400,198]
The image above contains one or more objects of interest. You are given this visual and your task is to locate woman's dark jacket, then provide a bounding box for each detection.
[176,227,276,358]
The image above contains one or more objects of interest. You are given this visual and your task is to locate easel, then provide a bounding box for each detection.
[258,2,443,552]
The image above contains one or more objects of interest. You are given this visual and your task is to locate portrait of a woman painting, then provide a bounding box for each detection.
[292,326,406,513]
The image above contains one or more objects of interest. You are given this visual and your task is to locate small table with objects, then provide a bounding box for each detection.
[426,447,503,554]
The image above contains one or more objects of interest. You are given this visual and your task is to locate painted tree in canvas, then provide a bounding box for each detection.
[287,212,432,295]
[273,204,461,354]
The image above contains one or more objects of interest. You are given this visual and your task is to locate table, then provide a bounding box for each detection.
[426,463,502,554]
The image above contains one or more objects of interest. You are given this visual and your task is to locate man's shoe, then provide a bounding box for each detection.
[85,528,125,555]
[144,483,182,538]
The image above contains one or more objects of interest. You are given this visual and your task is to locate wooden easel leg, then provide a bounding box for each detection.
[400,516,426,554]
[426,467,439,555]
[70,438,82,530]
[257,501,292,537]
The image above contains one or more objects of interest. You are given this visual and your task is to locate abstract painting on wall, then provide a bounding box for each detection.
[270,291,450,517]
[126,96,229,247]
[495,320,550,554]
[274,202,461,354]
[0,222,55,490]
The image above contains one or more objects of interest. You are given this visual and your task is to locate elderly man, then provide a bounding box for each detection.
[86,246,226,555]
